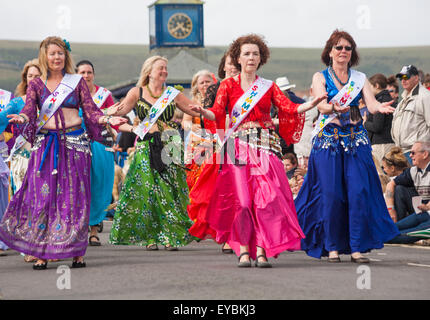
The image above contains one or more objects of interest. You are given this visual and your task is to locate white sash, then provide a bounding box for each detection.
[218,77,273,149]
[133,86,180,140]
[93,86,111,108]
[0,89,12,112]
[6,74,82,162]
[311,69,366,141]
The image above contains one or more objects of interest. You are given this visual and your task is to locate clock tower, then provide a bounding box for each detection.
[149,0,204,50]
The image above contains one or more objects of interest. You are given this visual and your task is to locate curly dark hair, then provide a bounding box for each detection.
[228,34,270,71]
[321,29,360,67]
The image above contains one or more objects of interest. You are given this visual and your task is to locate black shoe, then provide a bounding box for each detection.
[237,252,252,268]
[255,255,272,268]
[351,256,370,264]
[33,260,48,270]
[89,235,101,246]
[164,245,178,251]
[72,260,86,268]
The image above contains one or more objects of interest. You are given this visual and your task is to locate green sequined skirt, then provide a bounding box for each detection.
[109,138,194,247]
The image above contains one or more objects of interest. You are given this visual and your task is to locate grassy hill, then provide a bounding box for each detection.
[1,40,430,95]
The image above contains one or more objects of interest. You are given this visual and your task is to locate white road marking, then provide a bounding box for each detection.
[407,263,430,268]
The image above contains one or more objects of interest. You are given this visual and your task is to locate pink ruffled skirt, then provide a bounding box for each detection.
[205,138,305,260]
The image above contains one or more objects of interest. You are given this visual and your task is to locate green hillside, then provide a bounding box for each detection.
[1,40,430,94]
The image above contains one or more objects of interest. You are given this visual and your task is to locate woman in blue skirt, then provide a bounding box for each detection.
[295,30,399,263]
[76,60,116,246]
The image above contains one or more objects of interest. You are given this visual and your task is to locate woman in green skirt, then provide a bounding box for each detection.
[108,56,200,250]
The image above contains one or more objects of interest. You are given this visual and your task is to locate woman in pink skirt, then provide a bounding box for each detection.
[191,34,326,267]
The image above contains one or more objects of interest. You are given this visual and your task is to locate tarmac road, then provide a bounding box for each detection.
[1,221,429,301]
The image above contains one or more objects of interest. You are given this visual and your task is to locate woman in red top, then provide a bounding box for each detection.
[191,34,326,268]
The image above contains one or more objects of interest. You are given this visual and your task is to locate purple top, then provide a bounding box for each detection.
[20,76,106,145]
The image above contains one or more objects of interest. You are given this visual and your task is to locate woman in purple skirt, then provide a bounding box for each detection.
[0,37,126,270]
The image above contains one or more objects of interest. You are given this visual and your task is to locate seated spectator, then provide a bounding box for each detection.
[386,141,430,244]
[282,153,298,179]
[382,147,417,221]
[424,73,430,90]
[289,168,307,199]
[373,155,391,194]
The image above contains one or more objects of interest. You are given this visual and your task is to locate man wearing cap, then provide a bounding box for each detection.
[272,76,306,155]
[391,65,430,162]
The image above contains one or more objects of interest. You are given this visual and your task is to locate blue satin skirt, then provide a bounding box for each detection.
[89,141,115,226]
[294,122,399,258]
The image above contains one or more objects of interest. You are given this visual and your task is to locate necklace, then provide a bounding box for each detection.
[147,84,164,99]
[330,66,350,86]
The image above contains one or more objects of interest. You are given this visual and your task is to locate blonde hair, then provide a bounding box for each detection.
[15,58,41,97]
[191,70,213,102]
[373,155,391,193]
[38,36,75,78]
[383,146,410,171]
[136,56,168,88]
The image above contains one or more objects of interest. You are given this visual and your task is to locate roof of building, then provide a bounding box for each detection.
[167,49,216,83]
[149,0,204,6]
[108,49,216,98]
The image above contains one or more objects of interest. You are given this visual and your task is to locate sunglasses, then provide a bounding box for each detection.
[334,45,353,51]
[410,150,424,156]
[388,89,396,93]
[399,74,410,80]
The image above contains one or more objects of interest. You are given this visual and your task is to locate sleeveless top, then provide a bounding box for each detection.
[322,68,363,125]
[135,87,178,129]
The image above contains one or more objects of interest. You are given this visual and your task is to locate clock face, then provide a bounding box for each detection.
[167,13,193,39]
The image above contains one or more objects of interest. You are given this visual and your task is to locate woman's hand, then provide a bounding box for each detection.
[332,102,350,114]
[108,116,128,127]
[377,100,395,114]
[190,104,215,121]
[190,104,204,115]
[312,93,328,108]
[7,114,27,124]
[106,102,121,116]
[418,203,430,212]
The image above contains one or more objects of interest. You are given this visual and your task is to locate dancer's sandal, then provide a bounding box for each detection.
[89,235,101,246]
[255,255,272,268]
[328,256,341,263]
[237,252,251,268]
[33,260,48,270]
[222,243,234,254]
[351,256,370,264]
[164,245,178,251]
[71,258,86,268]
[146,243,159,251]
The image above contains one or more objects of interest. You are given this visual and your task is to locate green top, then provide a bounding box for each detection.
[135,88,179,131]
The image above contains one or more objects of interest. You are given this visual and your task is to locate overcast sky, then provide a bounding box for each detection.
[1,0,428,48]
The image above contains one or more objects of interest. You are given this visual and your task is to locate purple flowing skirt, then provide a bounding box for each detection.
[0,128,92,259]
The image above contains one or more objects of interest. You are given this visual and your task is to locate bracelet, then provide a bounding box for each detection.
[105,115,112,125]
[18,114,27,123]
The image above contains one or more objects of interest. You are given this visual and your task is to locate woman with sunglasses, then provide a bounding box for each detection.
[295,29,399,263]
